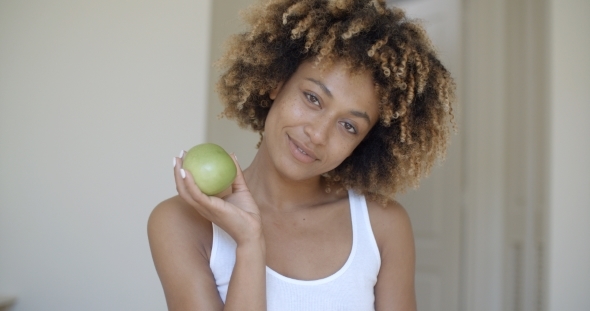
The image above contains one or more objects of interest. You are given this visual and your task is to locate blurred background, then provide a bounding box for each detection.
[0,0,588,310]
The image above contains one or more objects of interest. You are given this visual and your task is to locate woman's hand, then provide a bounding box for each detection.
[172,151,267,310]
[173,151,262,246]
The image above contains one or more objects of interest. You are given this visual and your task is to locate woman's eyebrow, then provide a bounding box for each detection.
[350,110,371,125]
[305,78,333,98]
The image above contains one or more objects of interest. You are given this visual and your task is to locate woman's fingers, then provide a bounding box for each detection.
[181,167,216,209]
[172,149,262,243]
[173,150,257,228]
[224,153,261,217]
[174,150,213,215]
[175,153,227,221]
[173,155,199,207]
[230,153,249,194]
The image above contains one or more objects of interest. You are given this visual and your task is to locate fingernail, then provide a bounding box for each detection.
[180,169,186,179]
[179,150,184,158]
[233,153,238,161]
[173,157,177,167]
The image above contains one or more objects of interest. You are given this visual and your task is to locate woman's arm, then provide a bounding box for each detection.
[369,200,417,311]
[148,196,224,310]
[147,154,267,310]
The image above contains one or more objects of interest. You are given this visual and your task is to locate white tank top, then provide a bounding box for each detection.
[209,190,381,311]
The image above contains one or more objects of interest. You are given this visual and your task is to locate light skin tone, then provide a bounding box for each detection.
[148,60,417,311]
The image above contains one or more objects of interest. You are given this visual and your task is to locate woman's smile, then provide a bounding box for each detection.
[288,134,318,163]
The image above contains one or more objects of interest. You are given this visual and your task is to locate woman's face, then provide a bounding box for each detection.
[262,60,380,181]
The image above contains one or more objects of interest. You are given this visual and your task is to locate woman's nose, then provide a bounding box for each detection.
[304,117,331,145]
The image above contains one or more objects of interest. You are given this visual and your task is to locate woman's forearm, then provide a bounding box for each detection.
[223,237,267,311]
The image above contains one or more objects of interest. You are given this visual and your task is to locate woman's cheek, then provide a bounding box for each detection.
[285,99,307,120]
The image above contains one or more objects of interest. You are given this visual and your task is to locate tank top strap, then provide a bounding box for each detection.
[347,189,381,261]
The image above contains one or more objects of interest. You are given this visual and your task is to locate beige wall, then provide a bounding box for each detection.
[547,0,590,310]
[206,0,259,168]
[0,0,211,310]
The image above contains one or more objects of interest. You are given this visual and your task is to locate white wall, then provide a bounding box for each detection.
[547,0,590,310]
[206,0,260,167]
[0,1,211,310]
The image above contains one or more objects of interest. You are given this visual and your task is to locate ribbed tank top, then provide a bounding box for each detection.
[209,190,381,310]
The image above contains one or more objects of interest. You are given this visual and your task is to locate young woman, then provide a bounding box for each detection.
[148,0,455,310]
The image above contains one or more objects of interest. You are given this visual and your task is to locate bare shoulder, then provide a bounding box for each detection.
[148,195,213,259]
[367,198,417,311]
[366,198,414,253]
[149,195,210,230]
[148,196,223,310]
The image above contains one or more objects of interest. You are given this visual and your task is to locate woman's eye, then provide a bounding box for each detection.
[339,121,357,134]
[305,93,320,106]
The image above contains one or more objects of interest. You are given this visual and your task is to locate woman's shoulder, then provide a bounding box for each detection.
[148,195,214,260]
[148,197,225,309]
[365,197,414,255]
[149,195,212,232]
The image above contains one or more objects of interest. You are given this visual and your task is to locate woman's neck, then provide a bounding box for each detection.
[242,141,334,213]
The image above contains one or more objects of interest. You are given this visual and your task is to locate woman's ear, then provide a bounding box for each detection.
[269,81,284,100]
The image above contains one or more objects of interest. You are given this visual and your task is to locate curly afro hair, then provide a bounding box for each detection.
[216,0,456,202]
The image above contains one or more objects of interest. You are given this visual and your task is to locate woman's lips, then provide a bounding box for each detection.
[288,135,317,163]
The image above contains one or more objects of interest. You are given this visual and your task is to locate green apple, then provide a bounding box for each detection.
[182,143,237,195]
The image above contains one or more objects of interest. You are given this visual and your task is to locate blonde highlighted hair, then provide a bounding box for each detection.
[216,0,456,202]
